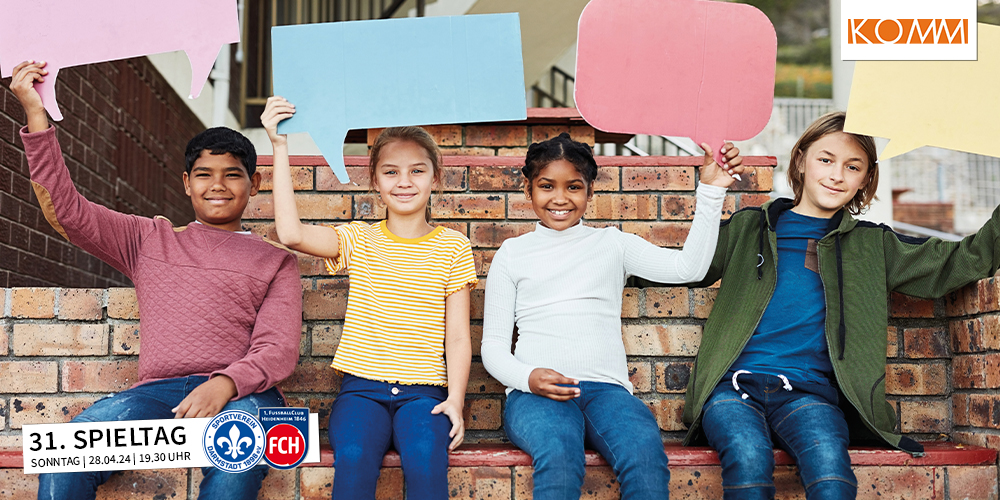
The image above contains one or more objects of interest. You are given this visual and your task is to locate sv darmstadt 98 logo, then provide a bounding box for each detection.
[203,410,265,473]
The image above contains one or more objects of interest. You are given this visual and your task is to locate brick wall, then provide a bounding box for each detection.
[947,278,1000,451]
[0,58,204,288]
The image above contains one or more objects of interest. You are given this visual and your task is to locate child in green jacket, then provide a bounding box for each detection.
[682,111,1000,500]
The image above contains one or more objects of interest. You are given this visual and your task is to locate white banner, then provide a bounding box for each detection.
[22,413,320,474]
[841,0,977,61]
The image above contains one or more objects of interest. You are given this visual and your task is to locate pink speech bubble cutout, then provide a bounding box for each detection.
[576,0,776,169]
[0,0,239,121]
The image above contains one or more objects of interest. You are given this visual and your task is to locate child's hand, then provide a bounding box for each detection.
[261,96,296,148]
[9,60,50,132]
[172,375,238,419]
[431,398,466,451]
[528,368,580,401]
[698,142,745,188]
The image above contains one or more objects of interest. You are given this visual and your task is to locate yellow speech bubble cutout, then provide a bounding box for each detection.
[845,23,1000,160]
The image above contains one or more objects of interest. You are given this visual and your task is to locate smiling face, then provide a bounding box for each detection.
[183,150,260,231]
[792,131,870,219]
[373,139,436,219]
[526,159,592,231]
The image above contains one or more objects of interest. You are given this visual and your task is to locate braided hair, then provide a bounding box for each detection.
[522,133,599,194]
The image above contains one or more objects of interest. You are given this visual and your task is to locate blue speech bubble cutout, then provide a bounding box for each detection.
[272,14,527,183]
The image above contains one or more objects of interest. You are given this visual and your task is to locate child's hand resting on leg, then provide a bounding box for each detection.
[529,368,581,401]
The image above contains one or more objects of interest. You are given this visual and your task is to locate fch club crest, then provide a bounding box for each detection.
[203,410,265,473]
[259,407,309,469]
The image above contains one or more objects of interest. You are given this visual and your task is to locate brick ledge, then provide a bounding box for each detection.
[2,442,993,469]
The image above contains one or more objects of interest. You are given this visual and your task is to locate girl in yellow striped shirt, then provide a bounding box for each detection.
[263,97,477,499]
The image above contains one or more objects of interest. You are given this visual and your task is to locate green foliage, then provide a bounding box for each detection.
[777,36,831,66]
[980,4,1000,26]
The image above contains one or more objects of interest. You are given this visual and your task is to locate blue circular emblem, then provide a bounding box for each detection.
[203,410,265,473]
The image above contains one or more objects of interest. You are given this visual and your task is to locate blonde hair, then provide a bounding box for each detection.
[368,127,442,221]
[788,111,879,215]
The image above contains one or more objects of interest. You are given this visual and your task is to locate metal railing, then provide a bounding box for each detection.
[240,0,421,126]
[531,66,575,108]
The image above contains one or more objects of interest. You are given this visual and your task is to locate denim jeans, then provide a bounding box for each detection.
[36,375,283,500]
[327,373,452,500]
[504,381,670,500]
[702,373,857,500]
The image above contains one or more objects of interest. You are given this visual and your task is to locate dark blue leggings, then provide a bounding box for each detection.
[328,373,452,500]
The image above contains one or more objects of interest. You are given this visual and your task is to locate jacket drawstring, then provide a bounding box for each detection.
[757,210,766,280]
[836,233,847,360]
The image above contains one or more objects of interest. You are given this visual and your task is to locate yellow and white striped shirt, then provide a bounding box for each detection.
[326,221,478,385]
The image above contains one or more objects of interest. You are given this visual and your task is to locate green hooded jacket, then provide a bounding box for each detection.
[679,198,1000,455]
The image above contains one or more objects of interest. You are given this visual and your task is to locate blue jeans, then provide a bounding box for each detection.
[504,381,670,500]
[37,376,282,500]
[327,373,451,500]
[702,374,857,499]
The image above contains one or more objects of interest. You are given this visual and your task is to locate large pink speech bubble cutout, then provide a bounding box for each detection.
[0,0,239,121]
[575,0,776,167]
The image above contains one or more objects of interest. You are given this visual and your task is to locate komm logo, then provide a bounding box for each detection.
[847,19,970,45]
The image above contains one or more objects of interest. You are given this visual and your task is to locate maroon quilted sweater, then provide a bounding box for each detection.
[23,126,302,399]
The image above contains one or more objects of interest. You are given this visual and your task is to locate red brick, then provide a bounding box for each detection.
[311,323,343,356]
[10,287,54,318]
[890,292,935,318]
[515,465,621,500]
[303,289,348,320]
[470,166,523,191]
[953,393,970,426]
[645,287,690,317]
[258,468,298,500]
[649,398,686,431]
[300,467,404,500]
[622,287,640,318]
[887,326,899,358]
[729,166,773,192]
[433,221,469,236]
[467,361,505,394]
[466,125,528,147]
[656,361,693,393]
[978,277,1000,314]
[946,466,999,500]
[62,360,139,392]
[661,194,696,220]
[353,193,387,220]
[447,467,512,498]
[670,467,724,498]
[99,469,188,498]
[464,398,503,430]
[0,361,57,392]
[507,193,537,220]
[966,394,998,428]
[622,324,702,356]
[0,323,7,356]
[298,194,353,220]
[316,165,373,191]
[692,288,717,319]
[946,287,968,317]
[471,288,484,320]
[902,327,949,358]
[899,400,950,433]
[107,287,138,319]
[594,167,620,192]
[57,288,103,320]
[499,147,529,156]
[951,318,986,353]
[622,166,695,191]
[953,353,1000,389]
[0,469,37,499]
[297,252,329,276]
[570,126,596,146]
[433,193,506,219]
[852,466,943,499]
[279,360,340,393]
[885,362,947,395]
[441,146,496,156]
[257,165,314,191]
[621,222,691,247]
[475,249,497,277]
[424,124,464,146]
[111,323,140,355]
[471,324,483,356]
[585,194,657,220]
[9,396,94,428]
[243,221,279,240]
[470,222,535,247]
[628,361,653,393]
[530,125,570,143]
[738,193,771,209]
[13,324,108,355]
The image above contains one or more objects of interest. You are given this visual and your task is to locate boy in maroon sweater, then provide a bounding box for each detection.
[10,61,302,500]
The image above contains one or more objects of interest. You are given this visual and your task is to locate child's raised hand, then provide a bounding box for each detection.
[698,142,745,189]
[261,96,296,147]
[8,60,50,132]
[528,368,580,401]
[431,398,466,451]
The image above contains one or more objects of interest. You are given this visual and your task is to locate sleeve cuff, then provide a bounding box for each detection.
[696,182,729,200]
